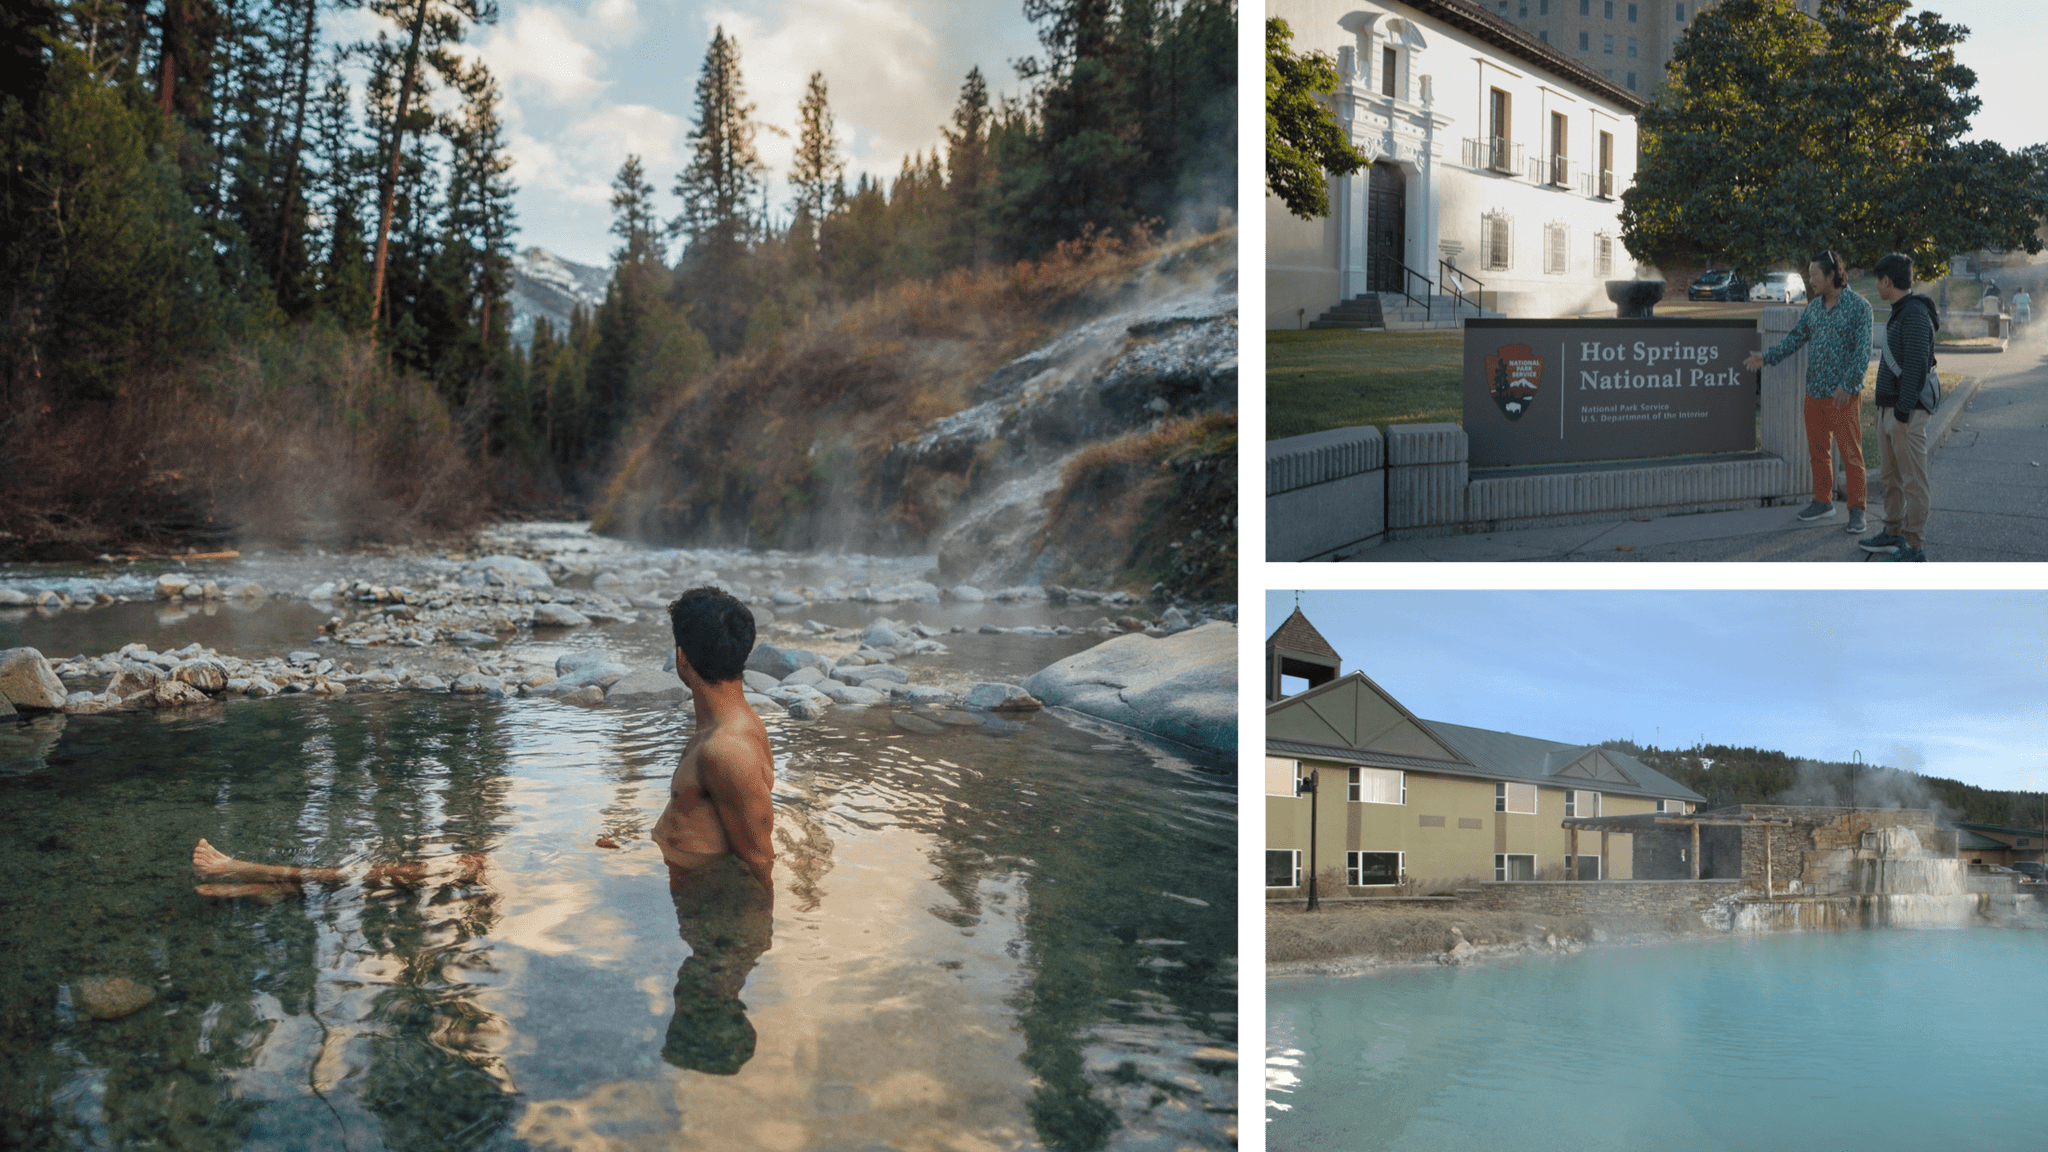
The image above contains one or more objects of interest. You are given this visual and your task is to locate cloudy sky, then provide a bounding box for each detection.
[1263,590,2048,796]
[331,0,1047,267]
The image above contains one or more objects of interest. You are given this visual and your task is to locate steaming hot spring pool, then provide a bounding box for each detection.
[1268,928,2048,1150]
[0,690,1235,1151]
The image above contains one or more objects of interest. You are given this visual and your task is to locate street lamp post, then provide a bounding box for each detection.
[1300,769,1321,912]
[1850,750,1861,806]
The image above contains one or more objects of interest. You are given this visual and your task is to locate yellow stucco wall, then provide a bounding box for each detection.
[1266,759,1682,891]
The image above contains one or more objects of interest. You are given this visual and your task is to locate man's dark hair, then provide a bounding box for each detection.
[667,587,754,683]
[1872,252,1914,290]
[1809,249,1846,290]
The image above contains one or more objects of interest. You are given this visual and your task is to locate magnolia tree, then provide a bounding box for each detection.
[1621,0,2048,278]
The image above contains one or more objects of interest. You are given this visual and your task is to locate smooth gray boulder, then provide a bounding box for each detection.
[862,620,904,649]
[964,683,1041,712]
[782,666,825,687]
[746,644,825,679]
[528,660,628,696]
[0,648,68,711]
[742,670,781,693]
[833,664,908,687]
[532,604,591,628]
[815,681,887,706]
[461,555,552,588]
[607,669,689,705]
[1021,621,1235,755]
[786,698,828,720]
[450,672,505,698]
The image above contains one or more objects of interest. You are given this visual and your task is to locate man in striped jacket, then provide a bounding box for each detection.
[1863,252,1940,562]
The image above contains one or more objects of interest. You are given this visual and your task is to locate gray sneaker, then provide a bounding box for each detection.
[1884,544,1927,562]
[1859,532,1904,554]
[1796,500,1835,521]
[1844,507,1867,535]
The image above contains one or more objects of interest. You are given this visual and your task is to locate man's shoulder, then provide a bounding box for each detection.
[697,721,774,779]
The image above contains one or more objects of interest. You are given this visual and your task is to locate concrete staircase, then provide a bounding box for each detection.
[1307,292,1503,331]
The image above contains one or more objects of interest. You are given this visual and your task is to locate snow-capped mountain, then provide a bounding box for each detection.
[508,247,610,347]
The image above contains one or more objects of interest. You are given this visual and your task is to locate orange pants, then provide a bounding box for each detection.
[1803,394,1866,507]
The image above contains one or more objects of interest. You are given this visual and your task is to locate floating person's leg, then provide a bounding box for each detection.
[192,838,486,895]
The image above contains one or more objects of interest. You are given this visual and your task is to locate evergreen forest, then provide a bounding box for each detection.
[0,0,1236,558]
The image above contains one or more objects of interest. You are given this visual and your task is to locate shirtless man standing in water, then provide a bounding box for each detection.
[190,586,778,1073]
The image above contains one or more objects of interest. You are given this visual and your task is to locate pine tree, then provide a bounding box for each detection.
[788,71,842,244]
[608,155,665,267]
[671,26,766,355]
[940,66,992,267]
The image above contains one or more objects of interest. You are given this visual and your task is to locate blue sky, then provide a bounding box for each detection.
[330,0,1046,267]
[1264,590,2048,795]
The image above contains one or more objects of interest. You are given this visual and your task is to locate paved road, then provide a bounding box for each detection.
[1347,339,2048,562]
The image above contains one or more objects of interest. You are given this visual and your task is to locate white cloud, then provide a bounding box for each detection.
[474,4,612,105]
[508,103,689,207]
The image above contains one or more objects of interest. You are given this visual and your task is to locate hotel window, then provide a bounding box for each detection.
[1495,781,1537,814]
[1540,29,1548,41]
[1519,0,1528,16]
[1598,129,1615,197]
[1541,0,1549,12]
[1544,221,1569,275]
[1598,232,1614,275]
[1265,756,1301,797]
[1499,0,1509,10]
[1566,855,1603,880]
[1266,849,1301,889]
[1483,211,1513,270]
[1495,853,1537,881]
[1348,851,1403,887]
[1382,46,1397,98]
[1548,111,1568,185]
[1627,72,1637,91]
[1565,790,1601,818]
[1488,87,1512,169]
[1676,2,1686,22]
[1628,2,1638,20]
[1604,34,1614,54]
[1603,0,1613,17]
[1658,799,1687,814]
[1580,0,1589,13]
[1349,766,1406,805]
[1578,30,1590,51]
[1628,37,1638,58]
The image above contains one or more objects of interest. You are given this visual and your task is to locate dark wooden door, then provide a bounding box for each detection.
[1367,162,1406,295]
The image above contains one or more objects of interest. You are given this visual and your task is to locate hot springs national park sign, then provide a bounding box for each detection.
[1463,319,1760,468]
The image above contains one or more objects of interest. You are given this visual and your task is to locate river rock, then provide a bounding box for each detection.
[450,672,505,698]
[862,621,905,649]
[450,629,497,646]
[1020,621,1235,755]
[606,668,688,705]
[560,685,605,707]
[461,555,552,588]
[782,666,825,687]
[74,976,154,1020]
[964,683,1041,712]
[893,713,945,735]
[409,674,448,692]
[742,691,778,712]
[592,571,624,592]
[815,681,887,706]
[155,573,191,599]
[1160,606,1191,634]
[106,666,162,700]
[890,685,957,706]
[172,659,228,694]
[741,670,782,693]
[785,698,828,720]
[772,590,806,606]
[0,648,68,711]
[949,585,985,602]
[152,679,210,707]
[0,587,30,606]
[531,604,591,628]
[530,660,628,696]
[306,582,336,602]
[746,644,825,680]
[834,664,908,687]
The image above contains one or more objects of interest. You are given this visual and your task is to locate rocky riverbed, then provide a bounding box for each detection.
[0,522,1237,761]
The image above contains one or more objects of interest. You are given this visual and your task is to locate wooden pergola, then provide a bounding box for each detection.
[1559,812,1797,893]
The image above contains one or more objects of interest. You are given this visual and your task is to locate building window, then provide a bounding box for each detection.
[1348,851,1403,887]
[1599,129,1615,197]
[1604,34,1614,54]
[1541,0,1550,13]
[1495,781,1537,813]
[1499,0,1509,11]
[1495,853,1537,881]
[1629,2,1638,20]
[1488,87,1512,169]
[1544,221,1569,275]
[1627,72,1637,91]
[1580,0,1589,13]
[1578,30,1590,51]
[1349,766,1406,805]
[1658,799,1687,814]
[1565,789,1601,818]
[1604,0,1614,17]
[1539,29,1548,41]
[1519,0,1528,16]
[1483,211,1513,270]
[1677,2,1686,22]
[1567,855,1603,880]
[1548,110,1568,185]
[1628,37,1638,58]
[1266,849,1301,889]
[1265,756,1300,797]
[1382,46,1397,98]
[1598,232,1614,275]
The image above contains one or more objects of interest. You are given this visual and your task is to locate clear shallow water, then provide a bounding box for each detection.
[1267,930,2048,1151]
[0,693,1235,1151]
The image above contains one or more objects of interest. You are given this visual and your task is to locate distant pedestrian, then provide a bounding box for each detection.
[1742,249,1871,533]
[2015,287,2031,339]
[1863,253,1940,562]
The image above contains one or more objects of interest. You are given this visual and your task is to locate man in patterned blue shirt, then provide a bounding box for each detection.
[1742,250,1872,534]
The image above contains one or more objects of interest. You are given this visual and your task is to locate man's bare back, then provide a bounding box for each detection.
[653,708,776,888]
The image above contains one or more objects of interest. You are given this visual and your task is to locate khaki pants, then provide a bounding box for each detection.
[1878,408,1931,549]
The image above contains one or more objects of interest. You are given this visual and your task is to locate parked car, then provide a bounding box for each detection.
[2010,861,2046,882]
[1687,269,1751,301]
[1751,271,1809,304]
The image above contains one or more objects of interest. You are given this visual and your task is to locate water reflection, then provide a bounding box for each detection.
[0,691,1234,1151]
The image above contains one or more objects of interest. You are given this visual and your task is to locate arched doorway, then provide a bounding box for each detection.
[1366,162,1406,295]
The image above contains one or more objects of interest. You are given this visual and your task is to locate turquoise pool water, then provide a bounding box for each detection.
[1268,929,2048,1151]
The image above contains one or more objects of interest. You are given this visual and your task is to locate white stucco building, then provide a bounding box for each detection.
[1268,0,1647,328]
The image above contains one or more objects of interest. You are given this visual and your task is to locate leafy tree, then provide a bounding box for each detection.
[1622,0,2047,276]
[1266,16,1366,220]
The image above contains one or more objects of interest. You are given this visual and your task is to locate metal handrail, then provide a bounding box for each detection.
[1384,257,1432,311]
[1440,260,1488,317]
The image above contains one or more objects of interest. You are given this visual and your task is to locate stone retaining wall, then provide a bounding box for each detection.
[1456,879,1743,920]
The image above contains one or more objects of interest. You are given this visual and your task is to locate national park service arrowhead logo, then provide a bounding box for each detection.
[1485,343,1545,421]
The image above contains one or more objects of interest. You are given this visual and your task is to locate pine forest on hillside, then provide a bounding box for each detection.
[0,0,1236,563]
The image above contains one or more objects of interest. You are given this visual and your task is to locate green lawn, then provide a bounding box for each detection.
[1266,329,1462,441]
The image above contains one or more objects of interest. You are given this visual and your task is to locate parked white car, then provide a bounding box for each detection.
[1751,271,1809,304]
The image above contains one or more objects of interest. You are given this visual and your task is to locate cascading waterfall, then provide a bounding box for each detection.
[1853,826,1981,928]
